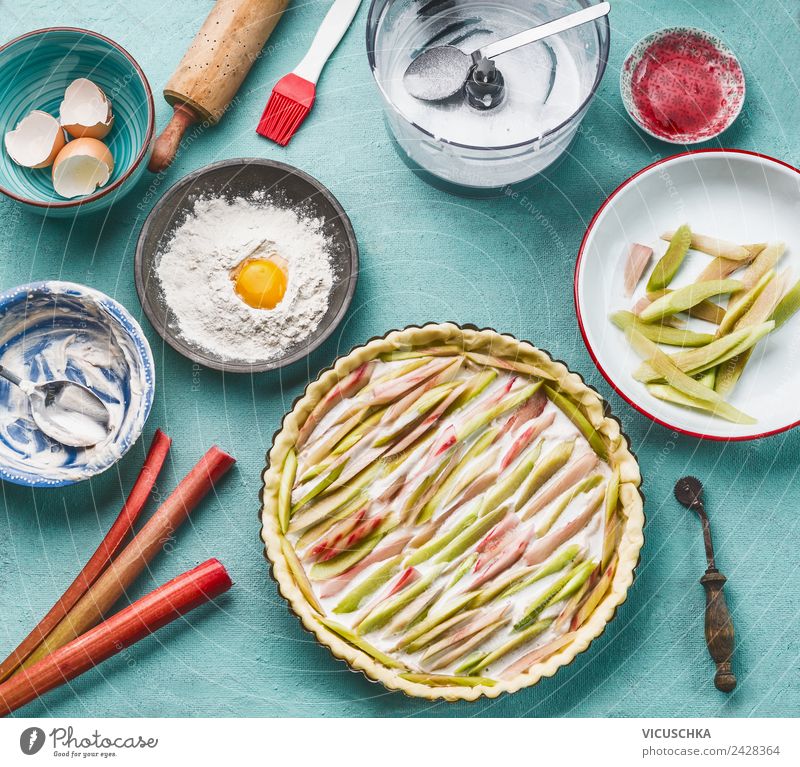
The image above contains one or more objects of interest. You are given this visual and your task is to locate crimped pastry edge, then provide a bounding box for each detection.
[260,323,645,702]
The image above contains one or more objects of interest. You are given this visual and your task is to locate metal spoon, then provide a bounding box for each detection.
[674,476,737,693]
[0,364,111,448]
[403,2,611,103]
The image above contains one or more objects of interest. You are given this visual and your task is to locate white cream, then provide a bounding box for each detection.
[289,358,615,678]
[0,285,152,485]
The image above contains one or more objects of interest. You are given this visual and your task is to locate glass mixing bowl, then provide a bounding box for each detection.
[367,0,610,196]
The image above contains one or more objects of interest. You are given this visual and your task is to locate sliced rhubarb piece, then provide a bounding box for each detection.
[514,438,575,510]
[523,492,602,566]
[500,411,554,470]
[518,451,598,520]
[296,362,375,447]
[469,535,527,590]
[317,533,414,598]
[426,618,509,671]
[498,631,577,679]
[466,618,552,676]
[424,608,510,670]
[623,243,653,296]
[332,556,402,614]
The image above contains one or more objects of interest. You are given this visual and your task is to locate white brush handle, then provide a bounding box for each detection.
[293,0,363,84]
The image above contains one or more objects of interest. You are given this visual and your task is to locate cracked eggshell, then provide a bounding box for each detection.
[51,138,114,199]
[4,110,66,169]
[59,78,114,140]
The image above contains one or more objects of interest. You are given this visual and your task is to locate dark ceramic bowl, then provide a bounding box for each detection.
[134,158,358,373]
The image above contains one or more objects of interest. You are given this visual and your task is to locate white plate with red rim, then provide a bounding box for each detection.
[575,149,800,441]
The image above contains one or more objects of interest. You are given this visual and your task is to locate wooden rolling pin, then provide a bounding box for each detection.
[149,0,289,173]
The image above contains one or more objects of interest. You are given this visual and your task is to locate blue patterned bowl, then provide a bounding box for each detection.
[0,281,155,487]
[0,28,154,217]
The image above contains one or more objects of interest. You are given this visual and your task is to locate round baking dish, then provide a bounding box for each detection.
[260,323,644,700]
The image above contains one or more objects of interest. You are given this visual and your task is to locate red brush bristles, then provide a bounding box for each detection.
[256,73,316,146]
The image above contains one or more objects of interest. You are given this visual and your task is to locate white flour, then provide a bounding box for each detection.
[156,194,334,364]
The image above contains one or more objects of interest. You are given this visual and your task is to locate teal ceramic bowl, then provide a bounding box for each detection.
[0,27,154,217]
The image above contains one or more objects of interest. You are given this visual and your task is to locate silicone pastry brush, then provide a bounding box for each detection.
[674,476,737,692]
[257,0,363,145]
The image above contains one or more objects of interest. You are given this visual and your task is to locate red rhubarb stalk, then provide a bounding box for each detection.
[0,429,172,683]
[20,445,235,670]
[0,559,232,717]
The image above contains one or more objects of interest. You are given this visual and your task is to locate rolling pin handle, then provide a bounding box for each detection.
[148,104,200,173]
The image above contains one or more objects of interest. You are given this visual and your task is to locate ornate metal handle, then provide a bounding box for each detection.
[700,569,736,692]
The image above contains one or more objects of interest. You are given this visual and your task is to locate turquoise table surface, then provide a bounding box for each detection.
[2,0,799,718]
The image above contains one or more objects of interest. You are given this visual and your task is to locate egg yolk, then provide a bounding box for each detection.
[234,258,288,310]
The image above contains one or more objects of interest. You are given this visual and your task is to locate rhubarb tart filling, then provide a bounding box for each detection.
[261,325,643,700]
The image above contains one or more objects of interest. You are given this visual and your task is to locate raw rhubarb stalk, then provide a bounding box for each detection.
[380,345,461,362]
[480,441,543,516]
[383,381,467,458]
[610,311,714,347]
[0,429,171,684]
[288,465,379,533]
[450,368,497,410]
[0,559,232,717]
[623,243,653,296]
[715,271,774,337]
[640,279,742,323]
[385,583,445,635]
[647,289,727,324]
[362,357,455,406]
[291,463,344,514]
[646,384,755,424]
[315,512,387,562]
[397,608,481,654]
[476,512,519,561]
[739,242,785,291]
[22,446,235,669]
[446,552,478,589]
[296,363,375,447]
